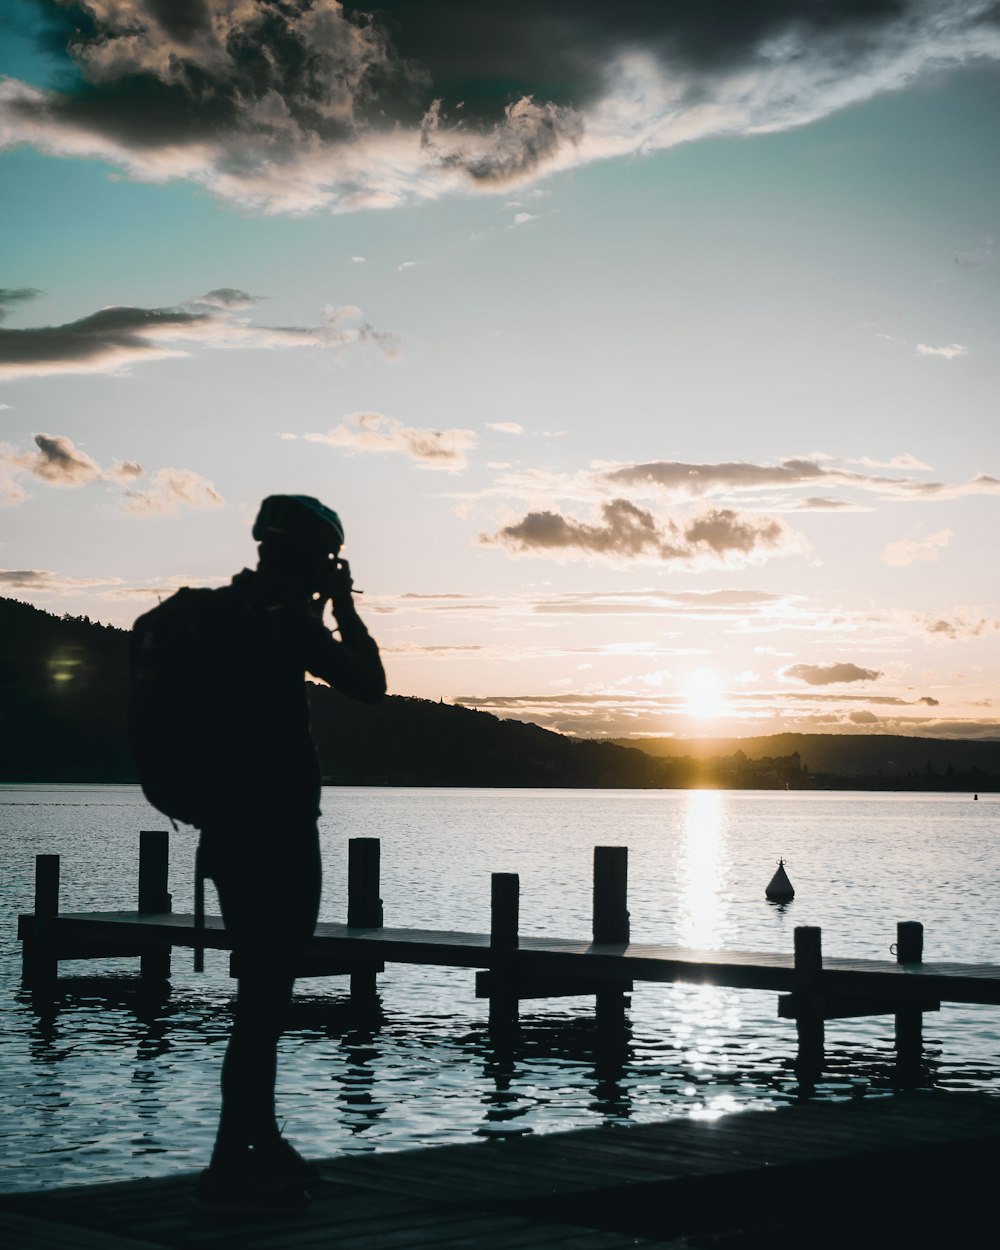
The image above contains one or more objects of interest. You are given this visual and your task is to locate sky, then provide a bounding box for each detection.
[1,1,999,742]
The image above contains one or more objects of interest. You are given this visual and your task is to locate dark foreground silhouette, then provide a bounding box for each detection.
[129,495,385,1213]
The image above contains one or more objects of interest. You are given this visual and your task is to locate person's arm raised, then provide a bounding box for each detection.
[306,558,386,702]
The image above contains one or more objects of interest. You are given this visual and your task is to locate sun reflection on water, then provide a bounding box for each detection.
[678,788,727,950]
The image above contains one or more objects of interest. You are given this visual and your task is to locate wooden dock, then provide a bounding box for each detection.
[3,1092,999,1248]
[17,832,1000,1073]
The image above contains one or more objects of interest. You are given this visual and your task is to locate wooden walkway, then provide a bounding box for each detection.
[3,1092,1000,1249]
[37,909,1000,1004]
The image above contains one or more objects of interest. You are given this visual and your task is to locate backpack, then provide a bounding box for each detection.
[128,586,228,827]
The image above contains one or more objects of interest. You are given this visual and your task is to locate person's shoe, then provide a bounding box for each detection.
[253,1135,322,1184]
[193,1165,311,1215]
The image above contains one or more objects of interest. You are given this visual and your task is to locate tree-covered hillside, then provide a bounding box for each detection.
[2,597,997,790]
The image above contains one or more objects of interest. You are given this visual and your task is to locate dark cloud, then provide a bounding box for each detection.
[0,293,398,379]
[0,288,42,322]
[3,2,996,212]
[782,661,883,685]
[481,499,800,566]
[482,498,687,560]
[191,288,263,309]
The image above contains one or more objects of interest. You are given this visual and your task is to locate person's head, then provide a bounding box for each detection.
[252,495,344,588]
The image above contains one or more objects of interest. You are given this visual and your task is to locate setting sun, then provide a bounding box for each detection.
[686,669,726,721]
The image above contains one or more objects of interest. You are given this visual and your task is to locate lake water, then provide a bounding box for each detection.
[2,784,999,1193]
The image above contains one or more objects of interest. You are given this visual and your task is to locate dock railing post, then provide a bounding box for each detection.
[793,925,824,1083]
[138,831,171,983]
[489,872,519,1030]
[894,920,924,1079]
[593,847,629,1030]
[22,854,60,988]
[348,837,382,1006]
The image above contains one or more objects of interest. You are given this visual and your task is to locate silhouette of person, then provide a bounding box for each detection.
[185,495,385,1211]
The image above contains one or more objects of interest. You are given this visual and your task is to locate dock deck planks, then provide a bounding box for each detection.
[41,910,1000,1004]
[4,1093,1000,1249]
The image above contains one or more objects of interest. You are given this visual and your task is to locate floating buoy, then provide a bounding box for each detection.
[974,793,979,801]
[765,857,794,902]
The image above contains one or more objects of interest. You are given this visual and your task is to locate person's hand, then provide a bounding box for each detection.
[324,557,356,616]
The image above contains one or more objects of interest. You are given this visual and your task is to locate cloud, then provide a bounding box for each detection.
[190,288,263,309]
[915,611,1000,642]
[2,3,997,213]
[303,411,477,470]
[486,422,525,434]
[851,453,933,470]
[351,256,366,263]
[782,662,883,685]
[480,499,803,567]
[916,342,968,359]
[121,467,224,515]
[0,293,398,380]
[0,568,121,592]
[954,236,996,268]
[0,433,223,513]
[848,709,880,724]
[883,528,953,567]
[0,287,41,321]
[602,456,1000,504]
[4,433,103,488]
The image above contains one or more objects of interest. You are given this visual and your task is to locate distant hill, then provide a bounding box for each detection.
[609,733,1000,783]
[2,596,997,790]
[0,596,661,788]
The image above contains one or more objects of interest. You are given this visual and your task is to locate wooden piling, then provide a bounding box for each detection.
[593,847,629,1028]
[895,921,924,1078]
[22,854,60,987]
[348,837,383,1006]
[592,847,629,945]
[793,925,824,1082]
[489,872,520,1029]
[348,838,383,928]
[138,831,171,982]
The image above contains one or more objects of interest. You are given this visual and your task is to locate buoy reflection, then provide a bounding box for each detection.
[679,789,727,949]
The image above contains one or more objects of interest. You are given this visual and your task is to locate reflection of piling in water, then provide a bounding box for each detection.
[765,857,795,902]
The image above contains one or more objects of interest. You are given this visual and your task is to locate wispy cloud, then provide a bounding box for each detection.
[301,412,477,470]
[0,568,122,592]
[0,291,398,380]
[954,236,996,268]
[914,611,1000,643]
[486,422,525,435]
[1,3,997,213]
[0,433,223,514]
[603,456,997,504]
[883,528,953,567]
[916,342,968,359]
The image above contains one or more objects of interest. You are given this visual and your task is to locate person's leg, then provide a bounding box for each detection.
[212,964,296,1170]
[203,825,322,1177]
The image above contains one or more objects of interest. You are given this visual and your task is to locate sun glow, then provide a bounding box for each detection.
[686,668,725,720]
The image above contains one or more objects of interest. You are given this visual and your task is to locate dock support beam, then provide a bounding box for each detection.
[593,847,630,1030]
[22,854,60,988]
[894,920,924,1081]
[348,837,383,1007]
[793,925,824,1085]
[138,831,171,982]
[489,872,520,1031]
